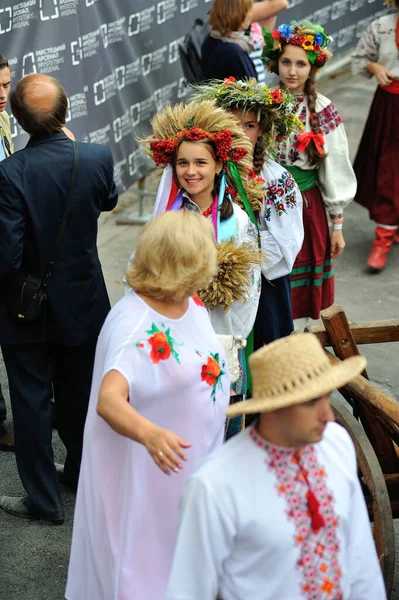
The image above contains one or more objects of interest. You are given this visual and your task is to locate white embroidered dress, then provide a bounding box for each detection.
[166,422,386,600]
[259,158,304,280]
[352,13,399,80]
[65,292,230,600]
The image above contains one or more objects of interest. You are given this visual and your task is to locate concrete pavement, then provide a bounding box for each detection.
[0,71,398,599]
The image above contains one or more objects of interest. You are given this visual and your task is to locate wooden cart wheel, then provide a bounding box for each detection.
[330,397,395,598]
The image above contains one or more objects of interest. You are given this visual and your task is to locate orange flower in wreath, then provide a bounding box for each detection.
[148,332,172,364]
[201,356,221,386]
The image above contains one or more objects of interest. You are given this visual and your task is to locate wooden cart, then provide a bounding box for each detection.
[305,305,399,598]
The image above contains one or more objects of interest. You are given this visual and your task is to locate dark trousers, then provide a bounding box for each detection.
[0,382,6,422]
[1,340,97,516]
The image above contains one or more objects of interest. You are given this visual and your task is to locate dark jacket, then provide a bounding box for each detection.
[0,131,118,345]
[201,36,257,81]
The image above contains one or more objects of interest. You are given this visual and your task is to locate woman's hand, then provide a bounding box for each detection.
[367,63,393,86]
[142,425,191,476]
[330,229,346,259]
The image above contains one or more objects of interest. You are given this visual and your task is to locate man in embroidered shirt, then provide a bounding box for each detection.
[0,52,14,451]
[166,333,386,600]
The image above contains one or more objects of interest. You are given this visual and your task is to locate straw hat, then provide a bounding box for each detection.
[226,332,366,416]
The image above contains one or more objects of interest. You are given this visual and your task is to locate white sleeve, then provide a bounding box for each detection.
[209,214,261,340]
[351,20,379,78]
[260,163,304,279]
[166,476,236,600]
[317,120,357,219]
[346,439,387,599]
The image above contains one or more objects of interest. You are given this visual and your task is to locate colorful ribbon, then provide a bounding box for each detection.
[297,131,325,155]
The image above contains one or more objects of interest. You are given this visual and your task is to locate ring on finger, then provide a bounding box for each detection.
[158,451,164,457]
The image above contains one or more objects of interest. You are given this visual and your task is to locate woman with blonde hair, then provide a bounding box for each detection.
[262,22,356,329]
[66,211,230,600]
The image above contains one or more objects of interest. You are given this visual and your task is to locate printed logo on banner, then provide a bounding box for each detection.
[1,1,37,31]
[350,0,367,11]
[21,45,67,76]
[128,148,150,178]
[169,37,185,64]
[0,7,12,34]
[180,0,200,12]
[331,1,348,21]
[157,0,178,25]
[141,46,168,76]
[306,6,331,25]
[70,29,102,66]
[66,88,89,122]
[336,23,357,47]
[128,7,156,35]
[177,77,189,99]
[100,18,126,48]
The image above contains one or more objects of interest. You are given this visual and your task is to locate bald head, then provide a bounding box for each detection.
[10,73,68,136]
[22,74,59,114]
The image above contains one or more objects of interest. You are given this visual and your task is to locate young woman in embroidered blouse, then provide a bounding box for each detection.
[140,101,263,438]
[192,78,304,347]
[262,22,356,328]
[352,0,399,272]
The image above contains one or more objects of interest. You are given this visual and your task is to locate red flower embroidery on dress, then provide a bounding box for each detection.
[148,332,171,364]
[201,353,225,403]
[201,356,221,386]
[192,294,205,307]
[249,426,343,600]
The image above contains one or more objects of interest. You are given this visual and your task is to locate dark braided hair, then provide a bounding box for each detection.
[304,70,327,167]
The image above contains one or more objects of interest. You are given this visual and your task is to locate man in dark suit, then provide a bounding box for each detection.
[0,51,15,451]
[0,73,118,524]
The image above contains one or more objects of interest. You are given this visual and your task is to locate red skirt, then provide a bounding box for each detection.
[290,186,334,320]
[353,86,399,226]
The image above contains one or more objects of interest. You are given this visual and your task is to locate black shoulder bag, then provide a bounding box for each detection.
[7,141,79,323]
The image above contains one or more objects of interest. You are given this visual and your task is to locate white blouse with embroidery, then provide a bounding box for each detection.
[276,92,357,220]
[166,422,386,600]
[183,197,261,340]
[352,13,399,80]
[259,158,304,280]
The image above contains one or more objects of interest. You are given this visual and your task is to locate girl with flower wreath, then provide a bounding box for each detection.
[140,100,264,437]
[262,21,357,328]
[192,77,304,347]
[352,0,399,272]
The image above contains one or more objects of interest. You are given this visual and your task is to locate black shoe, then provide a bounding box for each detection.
[0,496,64,525]
[55,463,78,492]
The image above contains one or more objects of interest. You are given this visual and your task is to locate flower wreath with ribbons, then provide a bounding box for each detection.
[262,21,332,71]
[150,126,248,167]
[191,77,304,148]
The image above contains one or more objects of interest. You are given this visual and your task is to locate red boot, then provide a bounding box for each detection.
[393,228,399,244]
[367,227,396,272]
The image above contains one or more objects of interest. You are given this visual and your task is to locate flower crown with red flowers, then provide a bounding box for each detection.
[149,126,248,167]
[262,21,332,70]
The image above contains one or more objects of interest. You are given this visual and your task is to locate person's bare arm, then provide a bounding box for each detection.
[97,369,191,475]
[251,0,288,24]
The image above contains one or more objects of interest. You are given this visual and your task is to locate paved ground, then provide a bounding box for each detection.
[0,71,398,599]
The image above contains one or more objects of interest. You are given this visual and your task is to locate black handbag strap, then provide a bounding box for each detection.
[44,140,79,283]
